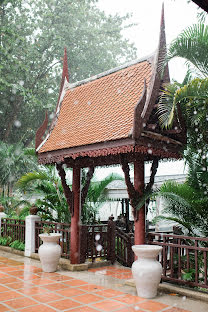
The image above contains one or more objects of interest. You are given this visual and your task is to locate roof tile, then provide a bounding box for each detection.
[39,60,152,153]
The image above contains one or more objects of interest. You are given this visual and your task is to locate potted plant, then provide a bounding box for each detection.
[132,244,162,299]
[38,225,62,272]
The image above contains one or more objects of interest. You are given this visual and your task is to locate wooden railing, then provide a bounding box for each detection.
[35,220,70,258]
[115,227,134,267]
[80,224,108,263]
[1,218,25,243]
[147,232,208,289]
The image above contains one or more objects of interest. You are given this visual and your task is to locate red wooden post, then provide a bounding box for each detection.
[134,158,145,245]
[107,215,116,264]
[70,166,81,264]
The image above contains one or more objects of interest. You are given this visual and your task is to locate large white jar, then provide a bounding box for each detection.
[132,244,162,299]
[38,233,62,272]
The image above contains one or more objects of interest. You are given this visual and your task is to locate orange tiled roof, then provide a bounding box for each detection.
[39,59,152,153]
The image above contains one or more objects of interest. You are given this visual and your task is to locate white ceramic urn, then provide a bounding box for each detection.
[38,233,62,272]
[132,244,162,299]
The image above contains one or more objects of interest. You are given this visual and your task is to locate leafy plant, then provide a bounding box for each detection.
[0,236,12,246]
[182,268,196,281]
[42,225,52,235]
[10,240,25,251]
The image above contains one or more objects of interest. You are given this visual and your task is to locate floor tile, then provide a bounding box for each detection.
[18,286,48,296]
[63,279,88,287]
[32,291,63,303]
[8,270,26,276]
[0,290,23,301]
[20,304,56,312]
[114,294,144,304]
[36,272,61,278]
[45,274,73,282]
[48,298,81,310]
[165,308,190,312]
[4,281,33,290]
[116,307,143,312]
[65,307,100,312]
[91,299,127,311]
[0,277,19,284]
[43,282,69,291]
[0,303,10,312]
[0,285,9,292]
[138,300,169,312]
[75,293,103,304]
[56,287,86,297]
[0,267,19,272]
[0,272,8,278]
[30,278,55,286]
[78,284,105,292]
[95,288,124,298]
[4,297,38,309]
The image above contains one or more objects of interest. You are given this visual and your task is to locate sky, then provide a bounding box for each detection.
[94,0,201,179]
[98,0,199,82]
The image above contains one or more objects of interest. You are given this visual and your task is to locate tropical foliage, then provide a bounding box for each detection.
[0,141,37,196]
[17,166,123,224]
[155,22,208,237]
[158,24,208,155]
[153,179,208,237]
[17,166,70,223]
[81,171,123,223]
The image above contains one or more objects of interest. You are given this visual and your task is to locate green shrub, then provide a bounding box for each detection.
[9,240,25,251]
[0,236,12,246]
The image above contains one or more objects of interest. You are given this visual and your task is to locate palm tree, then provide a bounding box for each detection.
[17,166,123,224]
[81,172,123,224]
[166,24,208,77]
[158,23,208,143]
[153,179,208,237]
[17,166,70,223]
[158,22,208,187]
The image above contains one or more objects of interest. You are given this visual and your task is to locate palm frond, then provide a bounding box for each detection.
[167,24,208,77]
[17,171,49,189]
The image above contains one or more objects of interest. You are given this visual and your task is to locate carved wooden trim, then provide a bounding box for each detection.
[120,156,140,212]
[132,79,147,139]
[145,158,159,214]
[35,111,48,150]
[81,167,95,209]
[145,158,159,194]
[56,163,73,214]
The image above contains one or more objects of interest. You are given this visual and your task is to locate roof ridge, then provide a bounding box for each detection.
[68,53,155,89]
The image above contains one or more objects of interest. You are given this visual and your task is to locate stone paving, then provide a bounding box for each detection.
[0,253,206,312]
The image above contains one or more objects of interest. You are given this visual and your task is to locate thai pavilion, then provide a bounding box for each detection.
[35,7,185,264]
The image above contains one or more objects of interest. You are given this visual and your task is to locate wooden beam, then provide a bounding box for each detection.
[70,166,81,264]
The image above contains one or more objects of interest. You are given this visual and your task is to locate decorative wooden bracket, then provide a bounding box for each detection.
[81,167,95,209]
[120,156,140,215]
[56,163,73,214]
[144,157,159,213]
[120,156,159,219]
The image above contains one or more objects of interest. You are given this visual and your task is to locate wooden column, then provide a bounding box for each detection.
[134,158,145,245]
[70,166,81,264]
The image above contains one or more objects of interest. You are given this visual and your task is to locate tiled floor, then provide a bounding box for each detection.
[0,255,198,312]
[88,267,133,280]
